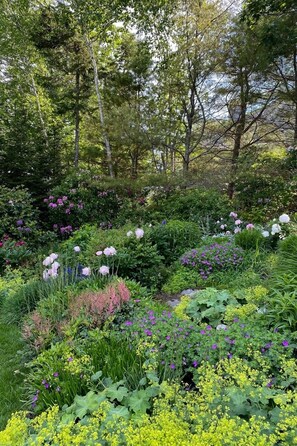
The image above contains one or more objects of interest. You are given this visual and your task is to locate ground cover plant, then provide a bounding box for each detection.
[0,193,296,445]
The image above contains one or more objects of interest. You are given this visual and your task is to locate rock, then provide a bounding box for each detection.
[167,299,181,308]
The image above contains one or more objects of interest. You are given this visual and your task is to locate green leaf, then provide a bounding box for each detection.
[127,389,152,414]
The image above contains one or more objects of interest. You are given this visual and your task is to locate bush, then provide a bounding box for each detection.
[159,189,231,231]
[148,220,201,265]
[117,237,166,289]
[0,185,38,239]
[162,268,202,295]
[235,229,266,250]
[180,242,245,280]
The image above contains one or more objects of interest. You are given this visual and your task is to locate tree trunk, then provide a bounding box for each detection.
[84,34,114,177]
[31,75,49,149]
[74,70,80,168]
[293,47,297,145]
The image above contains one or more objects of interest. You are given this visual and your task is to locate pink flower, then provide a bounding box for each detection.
[229,212,237,218]
[99,265,110,276]
[235,219,242,225]
[104,246,117,256]
[51,261,60,273]
[234,227,241,234]
[96,250,103,256]
[49,253,58,262]
[135,228,144,239]
[82,267,91,276]
[246,223,254,230]
[220,224,226,230]
[43,256,52,267]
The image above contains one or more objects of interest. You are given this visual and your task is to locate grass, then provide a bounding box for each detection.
[0,323,26,430]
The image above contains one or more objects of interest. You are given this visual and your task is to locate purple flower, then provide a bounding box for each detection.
[68,357,73,362]
[227,353,233,359]
[282,340,289,347]
[206,325,212,330]
[170,364,176,369]
[144,329,152,336]
[53,372,59,377]
[193,360,198,368]
[16,219,23,226]
[211,344,218,350]
[56,386,61,392]
[166,336,171,341]
[200,330,206,335]
[125,321,133,326]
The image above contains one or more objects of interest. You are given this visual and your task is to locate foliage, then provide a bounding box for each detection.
[266,290,297,331]
[116,236,166,289]
[181,242,245,280]
[0,238,31,274]
[148,220,201,265]
[235,229,267,250]
[179,288,239,325]
[158,189,232,231]
[0,186,38,239]
[162,268,202,294]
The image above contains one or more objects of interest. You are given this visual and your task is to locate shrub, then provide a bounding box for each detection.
[159,188,231,231]
[181,242,245,280]
[0,186,38,239]
[148,220,201,265]
[0,237,32,274]
[235,229,266,250]
[162,268,202,295]
[117,237,166,289]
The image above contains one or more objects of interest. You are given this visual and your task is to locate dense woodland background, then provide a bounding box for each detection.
[0,0,296,203]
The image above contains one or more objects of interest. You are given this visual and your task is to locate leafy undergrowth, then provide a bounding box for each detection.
[0,323,26,430]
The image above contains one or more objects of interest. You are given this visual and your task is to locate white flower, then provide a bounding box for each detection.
[279,214,290,224]
[126,231,133,237]
[226,231,231,236]
[43,270,50,280]
[216,324,227,330]
[51,261,60,273]
[49,253,58,262]
[262,231,270,238]
[271,223,281,234]
[220,224,226,230]
[74,246,81,252]
[99,265,109,276]
[235,219,242,225]
[48,268,58,278]
[234,227,241,234]
[96,250,103,256]
[42,256,52,267]
[135,228,144,239]
[82,267,91,276]
[104,246,117,256]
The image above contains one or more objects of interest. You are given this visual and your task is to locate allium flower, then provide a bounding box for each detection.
[49,253,58,262]
[104,246,117,256]
[16,219,23,226]
[279,214,290,224]
[262,231,269,237]
[135,228,144,239]
[271,223,281,235]
[234,227,241,234]
[43,270,50,280]
[220,224,226,230]
[43,256,52,267]
[99,265,109,276]
[235,219,242,225]
[96,250,103,256]
[74,246,81,252]
[82,267,91,276]
[126,231,133,237]
[51,261,60,273]
[246,223,254,230]
[229,212,237,218]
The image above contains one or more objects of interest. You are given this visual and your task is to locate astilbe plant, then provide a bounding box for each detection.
[68,281,130,326]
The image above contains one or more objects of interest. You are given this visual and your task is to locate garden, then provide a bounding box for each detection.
[0,180,297,446]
